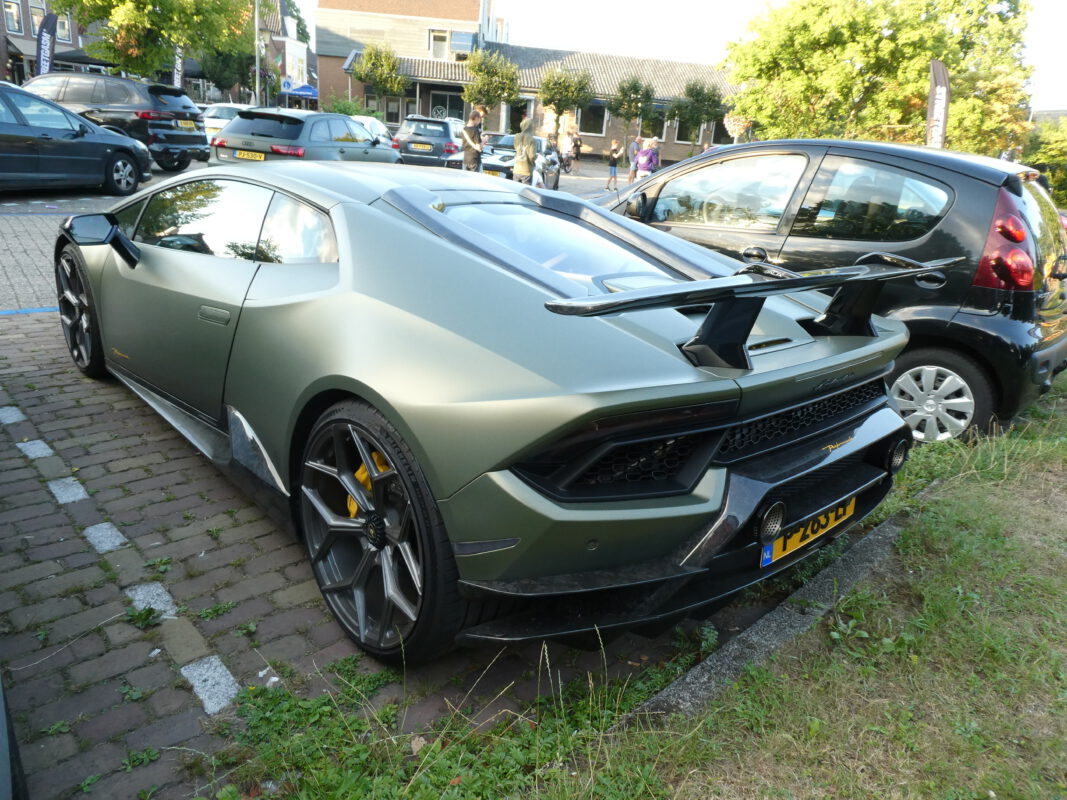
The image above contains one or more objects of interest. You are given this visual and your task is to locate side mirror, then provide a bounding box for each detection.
[62,213,142,269]
[76,123,91,138]
[625,193,647,220]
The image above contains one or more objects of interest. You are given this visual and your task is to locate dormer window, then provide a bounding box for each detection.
[430,29,447,59]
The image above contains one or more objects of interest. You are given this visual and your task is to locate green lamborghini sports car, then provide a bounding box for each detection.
[54,162,938,663]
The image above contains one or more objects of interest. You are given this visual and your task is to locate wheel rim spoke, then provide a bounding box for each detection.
[396,540,423,595]
[381,546,418,623]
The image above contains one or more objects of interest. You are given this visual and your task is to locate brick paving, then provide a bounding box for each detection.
[0,312,683,799]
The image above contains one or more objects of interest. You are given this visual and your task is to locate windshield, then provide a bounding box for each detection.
[224,114,304,140]
[442,202,677,291]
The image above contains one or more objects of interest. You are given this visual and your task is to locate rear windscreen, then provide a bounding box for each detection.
[399,120,448,137]
[224,114,304,140]
[149,86,200,111]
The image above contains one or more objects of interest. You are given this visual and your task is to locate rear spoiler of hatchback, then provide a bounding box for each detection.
[547,254,963,369]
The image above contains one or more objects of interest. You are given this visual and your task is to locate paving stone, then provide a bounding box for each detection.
[6,670,67,713]
[82,521,128,553]
[167,565,238,600]
[216,570,286,604]
[47,600,127,643]
[0,405,27,423]
[32,455,71,480]
[19,734,81,775]
[271,579,321,608]
[23,564,104,600]
[84,751,186,800]
[125,582,179,619]
[124,661,177,694]
[74,701,150,743]
[147,687,194,717]
[195,595,274,637]
[0,558,62,589]
[158,617,211,665]
[7,595,83,628]
[24,742,126,800]
[25,682,121,731]
[255,633,311,665]
[15,439,54,458]
[69,641,154,687]
[254,607,326,643]
[47,476,89,503]
[179,656,240,715]
[26,536,89,562]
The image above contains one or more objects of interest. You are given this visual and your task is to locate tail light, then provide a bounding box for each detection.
[974,187,1035,290]
[136,110,175,120]
[443,142,459,154]
[195,113,204,122]
[211,136,226,148]
[391,137,400,149]
[270,144,305,157]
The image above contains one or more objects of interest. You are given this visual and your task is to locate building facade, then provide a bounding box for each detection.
[2,0,79,83]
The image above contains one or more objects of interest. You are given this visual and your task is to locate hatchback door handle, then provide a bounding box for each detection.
[742,246,768,262]
[914,271,946,289]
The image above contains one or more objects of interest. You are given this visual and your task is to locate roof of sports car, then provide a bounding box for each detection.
[198,162,521,209]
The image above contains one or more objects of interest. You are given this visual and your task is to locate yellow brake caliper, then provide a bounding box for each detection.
[346,451,391,518]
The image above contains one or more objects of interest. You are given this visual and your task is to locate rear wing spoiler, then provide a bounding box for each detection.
[547,253,963,370]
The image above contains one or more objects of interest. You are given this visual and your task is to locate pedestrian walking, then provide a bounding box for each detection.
[606,138,623,190]
[511,116,537,184]
[461,110,483,172]
[627,135,642,184]
[571,130,582,174]
[634,137,659,180]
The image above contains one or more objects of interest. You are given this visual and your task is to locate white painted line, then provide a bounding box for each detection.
[181,655,241,715]
[48,477,89,503]
[83,522,128,553]
[0,406,27,424]
[16,440,54,459]
[125,583,179,619]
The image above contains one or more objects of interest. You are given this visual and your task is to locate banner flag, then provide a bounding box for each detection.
[35,12,57,76]
[926,59,950,148]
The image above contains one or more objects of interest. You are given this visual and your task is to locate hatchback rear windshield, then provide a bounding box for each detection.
[224,114,305,140]
[400,120,449,137]
[147,86,200,111]
[206,106,241,120]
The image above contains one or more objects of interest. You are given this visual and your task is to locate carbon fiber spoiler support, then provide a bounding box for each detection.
[547,253,964,370]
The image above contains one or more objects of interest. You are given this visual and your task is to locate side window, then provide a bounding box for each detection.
[791,156,951,242]
[257,193,338,264]
[106,82,131,103]
[650,154,808,230]
[328,118,355,142]
[309,120,331,142]
[345,120,371,143]
[133,179,273,260]
[0,96,17,124]
[26,77,63,100]
[62,76,97,103]
[113,199,147,238]
[7,93,77,131]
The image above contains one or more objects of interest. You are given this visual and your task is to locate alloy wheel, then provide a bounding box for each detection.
[890,364,976,442]
[111,158,136,193]
[56,252,94,370]
[301,420,423,650]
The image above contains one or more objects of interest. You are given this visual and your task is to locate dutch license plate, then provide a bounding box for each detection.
[234,150,264,161]
[485,170,502,177]
[410,142,433,151]
[177,119,195,129]
[760,496,856,567]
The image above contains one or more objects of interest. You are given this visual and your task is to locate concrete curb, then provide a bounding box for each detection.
[630,515,908,720]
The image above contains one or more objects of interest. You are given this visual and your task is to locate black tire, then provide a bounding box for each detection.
[552,168,560,190]
[104,152,139,196]
[154,154,190,173]
[561,156,572,174]
[55,244,107,379]
[297,400,473,664]
[888,346,996,442]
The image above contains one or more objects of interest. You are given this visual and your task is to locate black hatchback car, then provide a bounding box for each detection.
[393,114,465,167]
[0,80,152,195]
[21,72,209,172]
[601,140,1067,441]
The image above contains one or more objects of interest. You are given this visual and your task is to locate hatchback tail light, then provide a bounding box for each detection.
[211,136,226,148]
[391,137,400,149]
[973,187,1035,290]
[270,144,305,157]
[136,110,176,120]
[443,142,459,154]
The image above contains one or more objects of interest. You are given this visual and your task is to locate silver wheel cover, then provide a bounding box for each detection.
[890,364,975,442]
[111,158,135,192]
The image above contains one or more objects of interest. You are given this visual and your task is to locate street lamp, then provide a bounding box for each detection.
[254,0,260,105]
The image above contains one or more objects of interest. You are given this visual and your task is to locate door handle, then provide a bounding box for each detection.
[198,306,231,325]
[914,271,946,289]
[38,133,53,140]
[742,246,768,262]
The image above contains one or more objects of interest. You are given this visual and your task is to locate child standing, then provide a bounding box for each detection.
[606,139,623,190]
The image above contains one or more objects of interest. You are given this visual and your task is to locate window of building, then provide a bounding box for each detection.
[640,108,667,141]
[578,103,607,137]
[4,1,23,34]
[429,29,448,59]
[675,119,702,145]
[28,2,43,35]
[364,93,379,112]
[56,13,71,42]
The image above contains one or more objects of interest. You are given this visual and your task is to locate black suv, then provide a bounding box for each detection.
[601,140,1067,441]
[393,114,465,167]
[21,73,209,172]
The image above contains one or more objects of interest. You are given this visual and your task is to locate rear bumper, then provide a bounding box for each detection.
[450,405,911,644]
[149,143,210,162]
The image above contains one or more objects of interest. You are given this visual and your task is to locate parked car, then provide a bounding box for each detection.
[445,134,561,188]
[209,108,401,165]
[600,140,1067,441]
[350,114,391,142]
[21,72,209,172]
[202,102,252,138]
[54,162,925,662]
[0,81,152,196]
[393,114,465,167]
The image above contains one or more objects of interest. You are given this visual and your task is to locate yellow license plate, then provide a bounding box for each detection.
[410,142,433,151]
[760,496,856,567]
[485,170,502,177]
[177,119,195,129]
[234,150,264,161]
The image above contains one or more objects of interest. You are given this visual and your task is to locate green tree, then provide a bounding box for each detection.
[668,80,724,154]
[462,49,519,110]
[52,0,250,77]
[321,95,380,117]
[352,44,410,99]
[538,68,594,139]
[1024,117,1067,206]
[606,76,654,152]
[725,0,1030,156]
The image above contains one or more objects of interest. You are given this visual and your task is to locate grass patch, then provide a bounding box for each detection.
[197,385,1066,799]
